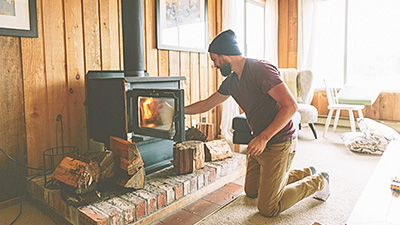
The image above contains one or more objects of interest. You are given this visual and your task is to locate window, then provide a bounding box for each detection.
[313,0,400,90]
[234,0,265,59]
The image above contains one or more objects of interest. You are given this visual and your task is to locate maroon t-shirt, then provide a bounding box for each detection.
[218,58,295,144]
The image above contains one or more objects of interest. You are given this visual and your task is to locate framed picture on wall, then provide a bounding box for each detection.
[156,0,208,53]
[0,0,38,38]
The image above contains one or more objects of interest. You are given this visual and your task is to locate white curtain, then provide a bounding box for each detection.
[297,0,318,70]
[264,0,279,65]
[220,0,240,149]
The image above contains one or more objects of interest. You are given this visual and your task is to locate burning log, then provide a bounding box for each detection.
[204,139,233,161]
[110,136,145,189]
[173,140,205,174]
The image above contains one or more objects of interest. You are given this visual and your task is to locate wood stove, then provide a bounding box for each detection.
[86,0,186,174]
[86,72,185,174]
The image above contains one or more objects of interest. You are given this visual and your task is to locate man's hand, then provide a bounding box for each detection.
[247,136,269,156]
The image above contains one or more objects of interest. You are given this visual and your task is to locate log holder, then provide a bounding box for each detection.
[42,114,78,189]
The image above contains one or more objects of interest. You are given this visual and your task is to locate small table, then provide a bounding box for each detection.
[337,84,381,105]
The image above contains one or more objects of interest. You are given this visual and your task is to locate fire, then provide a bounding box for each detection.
[143,97,153,120]
[141,97,157,128]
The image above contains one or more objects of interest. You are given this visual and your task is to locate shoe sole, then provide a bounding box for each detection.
[313,194,330,201]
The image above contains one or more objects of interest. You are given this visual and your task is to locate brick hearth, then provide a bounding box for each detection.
[27,153,246,225]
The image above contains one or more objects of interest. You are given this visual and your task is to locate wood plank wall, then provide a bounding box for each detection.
[279,0,400,121]
[0,0,223,203]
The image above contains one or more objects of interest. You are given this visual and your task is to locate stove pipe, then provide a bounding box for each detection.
[121,0,145,77]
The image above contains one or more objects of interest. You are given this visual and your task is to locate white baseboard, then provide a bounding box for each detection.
[316,116,400,133]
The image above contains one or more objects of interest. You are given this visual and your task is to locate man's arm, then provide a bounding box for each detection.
[185,91,230,115]
[247,82,298,156]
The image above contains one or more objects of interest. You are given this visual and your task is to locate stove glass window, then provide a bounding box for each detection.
[138,96,175,131]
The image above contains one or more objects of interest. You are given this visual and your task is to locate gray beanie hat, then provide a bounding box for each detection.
[208,29,242,55]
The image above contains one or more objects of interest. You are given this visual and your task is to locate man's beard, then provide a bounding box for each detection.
[219,63,232,77]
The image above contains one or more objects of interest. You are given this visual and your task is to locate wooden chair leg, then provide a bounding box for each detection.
[324,109,334,137]
[333,109,341,132]
[309,123,317,139]
[348,110,356,132]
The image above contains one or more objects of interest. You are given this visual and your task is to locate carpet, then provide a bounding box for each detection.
[197,125,382,225]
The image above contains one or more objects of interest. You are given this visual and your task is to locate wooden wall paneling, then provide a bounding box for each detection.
[311,90,329,116]
[208,59,217,127]
[144,0,158,77]
[180,52,191,128]
[380,92,395,121]
[199,53,209,122]
[214,0,223,136]
[42,0,68,170]
[287,0,298,68]
[278,0,289,68]
[158,50,169,77]
[190,53,201,126]
[64,0,87,152]
[169,51,180,77]
[0,37,27,202]
[118,0,124,70]
[20,0,48,175]
[365,98,380,119]
[82,0,101,71]
[99,0,120,70]
[142,0,147,70]
[394,93,400,121]
[207,0,218,135]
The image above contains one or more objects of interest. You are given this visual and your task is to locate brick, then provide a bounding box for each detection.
[33,177,45,202]
[205,164,221,180]
[171,176,191,196]
[68,205,79,225]
[106,197,136,224]
[163,179,183,200]
[132,189,157,214]
[148,180,175,205]
[194,171,205,189]
[79,205,109,225]
[120,192,147,220]
[209,161,227,177]
[47,189,58,208]
[93,201,124,225]
[204,166,216,183]
[188,174,198,193]
[54,191,67,217]
[43,188,50,205]
[202,169,211,186]
[144,184,166,209]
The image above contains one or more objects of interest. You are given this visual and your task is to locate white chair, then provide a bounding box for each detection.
[323,81,364,137]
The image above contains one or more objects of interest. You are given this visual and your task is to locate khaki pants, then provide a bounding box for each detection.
[244,138,325,217]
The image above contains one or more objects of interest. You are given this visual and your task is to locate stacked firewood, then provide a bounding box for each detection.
[172,125,233,175]
[50,136,145,206]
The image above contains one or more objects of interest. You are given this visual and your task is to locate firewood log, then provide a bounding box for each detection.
[196,123,215,141]
[51,156,100,194]
[185,127,208,142]
[204,139,233,161]
[109,136,145,189]
[110,136,144,175]
[173,140,205,174]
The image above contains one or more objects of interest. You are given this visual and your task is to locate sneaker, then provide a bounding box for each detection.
[313,172,330,201]
[309,166,317,175]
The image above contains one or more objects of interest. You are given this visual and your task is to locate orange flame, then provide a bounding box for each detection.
[143,97,153,120]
